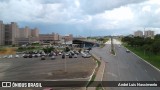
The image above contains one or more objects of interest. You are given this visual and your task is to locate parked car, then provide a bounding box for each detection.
[59,52,62,55]
[34,54,38,58]
[69,54,72,58]
[37,54,41,57]
[23,54,28,58]
[48,53,53,57]
[51,56,55,60]
[62,54,65,59]
[65,52,69,56]
[28,54,33,58]
[82,53,91,58]
[15,55,20,58]
[73,54,78,58]
[8,55,13,58]
[41,56,46,60]
[3,55,7,58]
[32,54,35,57]
[126,50,130,53]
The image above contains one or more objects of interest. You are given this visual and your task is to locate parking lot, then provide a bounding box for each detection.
[0,53,96,81]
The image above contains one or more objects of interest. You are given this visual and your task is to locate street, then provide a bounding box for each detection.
[91,39,160,90]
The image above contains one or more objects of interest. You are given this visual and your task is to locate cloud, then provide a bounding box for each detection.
[0,0,160,36]
[79,0,147,14]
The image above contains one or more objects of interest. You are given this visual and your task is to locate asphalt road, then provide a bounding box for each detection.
[91,39,160,90]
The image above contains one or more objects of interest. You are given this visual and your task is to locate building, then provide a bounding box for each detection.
[5,22,19,45]
[17,27,39,44]
[39,33,62,44]
[0,21,5,45]
[31,28,39,37]
[144,30,154,38]
[134,30,143,37]
[15,37,39,45]
[64,34,73,41]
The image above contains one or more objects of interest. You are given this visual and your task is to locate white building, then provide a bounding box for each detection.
[134,30,143,37]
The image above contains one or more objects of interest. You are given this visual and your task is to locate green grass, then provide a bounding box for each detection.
[0,47,6,51]
[86,56,101,87]
[86,74,96,87]
[97,60,101,67]
[96,84,104,90]
[100,44,105,48]
[111,49,115,55]
[125,45,160,69]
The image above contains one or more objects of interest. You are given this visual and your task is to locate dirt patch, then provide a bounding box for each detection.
[0,48,16,55]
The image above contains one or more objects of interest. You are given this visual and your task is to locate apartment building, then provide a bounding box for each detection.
[144,30,154,38]
[0,21,5,45]
[134,30,143,37]
[31,28,39,37]
[5,22,19,45]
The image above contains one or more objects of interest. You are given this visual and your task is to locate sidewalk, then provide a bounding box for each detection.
[87,54,106,90]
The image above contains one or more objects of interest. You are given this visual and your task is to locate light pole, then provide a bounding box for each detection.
[63,37,67,72]
[144,28,145,56]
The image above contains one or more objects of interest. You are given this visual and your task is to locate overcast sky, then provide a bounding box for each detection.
[0,0,160,36]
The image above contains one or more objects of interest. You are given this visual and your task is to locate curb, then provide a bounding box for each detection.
[123,46,160,72]
[87,53,106,90]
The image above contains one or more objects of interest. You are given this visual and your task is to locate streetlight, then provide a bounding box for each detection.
[62,37,67,72]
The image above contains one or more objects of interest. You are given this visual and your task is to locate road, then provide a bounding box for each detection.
[91,39,160,90]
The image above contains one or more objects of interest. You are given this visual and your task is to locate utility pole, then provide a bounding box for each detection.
[110,36,115,55]
[63,37,67,72]
[144,28,146,56]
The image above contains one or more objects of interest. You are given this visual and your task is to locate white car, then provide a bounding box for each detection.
[15,55,20,58]
[65,53,69,56]
[3,55,7,58]
[126,50,130,53]
[82,53,91,58]
[59,52,62,55]
[8,55,13,58]
[73,54,78,58]
[37,54,41,57]
[51,56,55,60]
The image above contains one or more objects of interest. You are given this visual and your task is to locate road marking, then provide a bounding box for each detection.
[107,72,118,78]
[122,46,160,72]
[153,78,157,81]
[136,78,138,81]
[145,69,147,72]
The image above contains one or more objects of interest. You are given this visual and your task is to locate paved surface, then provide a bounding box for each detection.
[0,55,96,90]
[91,39,160,90]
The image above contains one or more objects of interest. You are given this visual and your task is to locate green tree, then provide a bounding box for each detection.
[151,40,160,55]
[65,47,70,52]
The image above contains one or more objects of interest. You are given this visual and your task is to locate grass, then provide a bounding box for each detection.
[96,84,104,90]
[125,45,160,69]
[111,49,115,55]
[97,60,101,67]
[100,44,105,48]
[86,56,101,87]
[86,74,96,87]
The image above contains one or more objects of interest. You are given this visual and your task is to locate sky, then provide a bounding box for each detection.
[0,0,160,36]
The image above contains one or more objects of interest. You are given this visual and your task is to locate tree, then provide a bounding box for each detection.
[151,40,160,54]
[65,47,70,52]
[155,34,160,40]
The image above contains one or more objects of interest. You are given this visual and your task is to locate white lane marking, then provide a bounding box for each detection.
[136,77,138,81]
[145,69,147,72]
[107,72,118,78]
[122,46,160,72]
[153,78,157,81]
